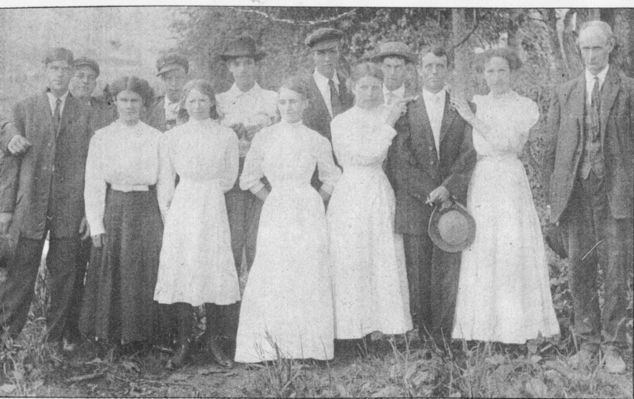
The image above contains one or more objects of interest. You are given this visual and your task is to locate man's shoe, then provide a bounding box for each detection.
[602,346,626,374]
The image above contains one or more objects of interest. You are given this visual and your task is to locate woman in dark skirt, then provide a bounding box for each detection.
[80,76,163,349]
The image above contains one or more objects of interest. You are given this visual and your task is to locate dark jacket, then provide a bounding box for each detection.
[544,66,634,222]
[302,72,354,142]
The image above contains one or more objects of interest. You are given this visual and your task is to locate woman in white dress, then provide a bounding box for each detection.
[234,77,341,363]
[328,62,413,343]
[451,48,560,344]
[155,80,240,368]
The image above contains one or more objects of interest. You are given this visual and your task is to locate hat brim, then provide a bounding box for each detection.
[220,51,266,62]
[372,51,417,64]
[428,202,476,253]
[156,64,188,76]
[309,39,341,51]
[74,62,100,76]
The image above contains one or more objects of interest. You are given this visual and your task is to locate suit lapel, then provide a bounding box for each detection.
[308,74,330,120]
[599,67,620,148]
[569,77,585,141]
[408,97,433,165]
[439,92,457,145]
[59,94,76,137]
[38,92,56,138]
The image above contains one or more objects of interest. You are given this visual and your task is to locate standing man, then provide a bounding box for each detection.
[0,48,92,351]
[147,54,189,132]
[545,20,632,374]
[69,56,116,131]
[388,45,476,343]
[302,27,354,143]
[371,41,418,106]
[215,34,277,354]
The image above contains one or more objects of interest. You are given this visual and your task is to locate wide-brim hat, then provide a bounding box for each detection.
[428,201,476,253]
[220,35,266,62]
[305,28,344,50]
[156,53,189,76]
[544,223,568,259]
[371,41,416,64]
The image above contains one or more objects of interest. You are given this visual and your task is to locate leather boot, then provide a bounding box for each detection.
[166,303,193,370]
[205,304,234,368]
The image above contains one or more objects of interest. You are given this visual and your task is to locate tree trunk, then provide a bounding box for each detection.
[451,8,473,98]
[546,9,569,83]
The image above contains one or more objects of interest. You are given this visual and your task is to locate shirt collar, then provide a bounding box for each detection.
[313,69,339,86]
[46,90,69,103]
[384,84,405,98]
[422,87,446,102]
[585,65,609,85]
[228,82,262,97]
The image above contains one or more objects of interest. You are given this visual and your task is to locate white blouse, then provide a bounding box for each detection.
[239,120,341,194]
[84,120,162,236]
[156,118,239,219]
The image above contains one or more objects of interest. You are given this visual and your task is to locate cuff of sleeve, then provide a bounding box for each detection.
[320,183,334,195]
[248,182,265,195]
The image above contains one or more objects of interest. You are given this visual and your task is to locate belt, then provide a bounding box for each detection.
[110,183,150,192]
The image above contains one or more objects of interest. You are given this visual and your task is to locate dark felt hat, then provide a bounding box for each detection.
[371,41,416,64]
[305,28,344,50]
[220,35,266,62]
[43,47,74,65]
[74,56,100,76]
[156,53,189,76]
[428,201,476,253]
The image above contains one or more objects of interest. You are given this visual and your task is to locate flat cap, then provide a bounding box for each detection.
[220,35,266,62]
[305,28,344,50]
[74,56,100,76]
[371,41,416,64]
[156,53,189,76]
[43,47,74,65]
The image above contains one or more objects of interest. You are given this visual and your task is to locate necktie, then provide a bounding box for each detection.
[328,79,343,117]
[53,98,62,133]
[590,76,601,140]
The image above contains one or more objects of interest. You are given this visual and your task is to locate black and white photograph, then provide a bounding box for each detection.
[0,1,632,397]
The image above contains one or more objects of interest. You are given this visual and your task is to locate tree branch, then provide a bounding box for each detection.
[450,10,480,50]
[226,7,357,26]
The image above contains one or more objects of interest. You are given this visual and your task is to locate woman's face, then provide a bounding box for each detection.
[484,56,511,95]
[353,75,383,109]
[277,87,307,124]
[116,89,143,124]
[185,88,212,121]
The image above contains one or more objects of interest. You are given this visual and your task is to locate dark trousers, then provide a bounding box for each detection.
[64,237,91,342]
[403,232,461,342]
[0,235,80,342]
[564,171,631,346]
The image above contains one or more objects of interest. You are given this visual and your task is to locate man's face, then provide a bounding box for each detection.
[69,65,98,99]
[45,60,73,94]
[312,43,340,79]
[381,56,407,92]
[160,66,188,103]
[227,57,257,89]
[419,52,449,93]
[578,26,613,75]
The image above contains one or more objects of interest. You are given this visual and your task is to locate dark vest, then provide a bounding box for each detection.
[578,93,605,180]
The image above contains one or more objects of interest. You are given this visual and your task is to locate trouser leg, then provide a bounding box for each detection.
[0,237,44,339]
[64,237,90,343]
[403,233,433,335]
[45,237,80,343]
[245,193,263,273]
[226,188,248,275]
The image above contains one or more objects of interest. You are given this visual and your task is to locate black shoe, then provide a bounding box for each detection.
[207,336,234,368]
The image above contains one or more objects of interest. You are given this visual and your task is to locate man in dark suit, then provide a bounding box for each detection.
[146,54,189,132]
[388,45,476,343]
[0,48,92,351]
[371,41,418,106]
[545,20,632,374]
[69,56,117,132]
[302,27,354,143]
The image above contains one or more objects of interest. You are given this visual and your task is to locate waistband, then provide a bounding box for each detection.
[109,183,151,192]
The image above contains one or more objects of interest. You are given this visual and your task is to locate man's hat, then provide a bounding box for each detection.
[220,35,266,62]
[305,28,344,50]
[371,41,416,64]
[428,201,476,253]
[156,53,189,76]
[43,47,74,65]
[74,56,100,77]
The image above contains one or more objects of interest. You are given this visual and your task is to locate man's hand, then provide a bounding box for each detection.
[427,186,450,206]
[91,234,105,248]
[230,123,247,140]
[0,213,12,235]
[78,217,90,240]
[7,136,31,155]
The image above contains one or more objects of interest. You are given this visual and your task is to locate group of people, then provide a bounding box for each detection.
[0,20,630,375]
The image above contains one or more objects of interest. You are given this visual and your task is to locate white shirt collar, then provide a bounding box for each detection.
[46,90,69,115]
[313,69,339,86]
[585,64,609,86]
[227,82,262,97]
[422,87,446,102]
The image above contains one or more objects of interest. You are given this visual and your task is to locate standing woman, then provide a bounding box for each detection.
[328,62,412,343]
[234,77,341,363]
[451,48,560,344]
[81,76,163,349]
[154,80,240,369]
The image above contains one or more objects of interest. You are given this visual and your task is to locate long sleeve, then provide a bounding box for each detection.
[156,134,176,220]
[442,105,477,201]
[221,130,240,193]
[84,133,107,236]
[315,135,341,194]
[0,117,20,212]
[240,128,266,193]
[331,113,396,166]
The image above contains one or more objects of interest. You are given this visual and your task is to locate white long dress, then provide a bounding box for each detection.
[154,118,241,306]
[234,120,341,362]
[452,91,560,344]
[327,106,413,339]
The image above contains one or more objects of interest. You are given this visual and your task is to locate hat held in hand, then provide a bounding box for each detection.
[428,201,476,253]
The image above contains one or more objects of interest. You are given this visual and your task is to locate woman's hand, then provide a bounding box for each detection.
[385,99,408,127]
[318,189,331,203]
[254,188,270,202]
[450,96,475,124]
[91,234,105,248]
